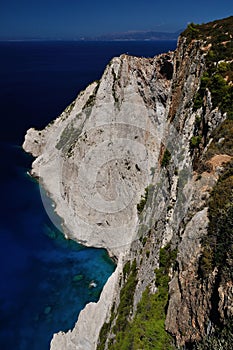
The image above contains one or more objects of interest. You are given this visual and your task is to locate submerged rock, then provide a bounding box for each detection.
[44,306,52,315]
[72,274,84,282]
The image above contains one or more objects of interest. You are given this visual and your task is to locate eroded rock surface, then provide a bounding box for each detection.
[23,53,173,259]
[23,17,233,350]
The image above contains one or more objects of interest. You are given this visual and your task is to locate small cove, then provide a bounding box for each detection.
[0,40,177,349]
[0,144,115,350]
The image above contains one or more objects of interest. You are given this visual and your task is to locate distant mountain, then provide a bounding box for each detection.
[81,30,182,41]
[0,30,181,42]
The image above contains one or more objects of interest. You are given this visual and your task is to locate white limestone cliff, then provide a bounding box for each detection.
[23,53,173,259]
[23,52,174,349]
[23,25,232,349]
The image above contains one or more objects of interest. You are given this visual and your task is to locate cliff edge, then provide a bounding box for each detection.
[23,16,233,350]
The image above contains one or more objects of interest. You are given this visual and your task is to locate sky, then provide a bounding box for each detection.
[0,0,233,40]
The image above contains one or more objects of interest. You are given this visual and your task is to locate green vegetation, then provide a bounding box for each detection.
[193,67,233,118]
[99,18,233,350]
[199,160,233,279]
[113,260,138,334]
[136,184,154,215]
[137,185,155,214]
[184,22,201,40]
[187,17,233,170]
[139,235,148,247]
[193,72,212,111]
[137,187,149,214]
[161,149,171,167]
[123,261,131,279]
[83,82,99,116]
[192,317,233,350]
[182,17,233,119]
[97,304,116,350]
[98,260,138,349]
[196,117,233,173]
[190,135,202,149]
[158,245,177,270]
[97,260,138,350]
[105,245,176,350]
[182,16,233,54]
[191,20,233,342]
[204,119,233,160]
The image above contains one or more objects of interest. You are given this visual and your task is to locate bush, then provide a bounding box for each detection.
[199,161,233,278]
[137,185,154,214]
[108,246,177,349]
[161,149,171,167]
[190,135,202,149]
[137,187,149,214]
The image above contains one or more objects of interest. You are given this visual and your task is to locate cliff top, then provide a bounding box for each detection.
[181,16,233,61]
[182,15,233,40]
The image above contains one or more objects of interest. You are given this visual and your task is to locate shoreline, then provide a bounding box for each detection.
[22,49,172,348]
[25,159,119,347]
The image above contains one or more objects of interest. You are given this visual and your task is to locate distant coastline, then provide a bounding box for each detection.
[0,30,181,42]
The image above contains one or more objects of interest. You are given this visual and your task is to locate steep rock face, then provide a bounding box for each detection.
[23,52,174,349]
[23,53,173,259]
[94,23,232,349]
[23,17,233,350]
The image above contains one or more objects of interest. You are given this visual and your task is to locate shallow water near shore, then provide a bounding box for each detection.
[0,143,116,350]
[0,40,177,349]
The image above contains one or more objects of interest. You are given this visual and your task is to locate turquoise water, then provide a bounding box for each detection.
[0,144,115,350]
[0,40,177,349]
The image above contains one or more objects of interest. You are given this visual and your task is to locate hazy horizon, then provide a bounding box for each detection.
[1,0,232,40]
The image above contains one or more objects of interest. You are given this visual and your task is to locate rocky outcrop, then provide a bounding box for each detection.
[23,53,173,259]
[23,16,233,350]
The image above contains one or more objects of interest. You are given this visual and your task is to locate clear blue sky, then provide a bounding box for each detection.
[0,0,233,39]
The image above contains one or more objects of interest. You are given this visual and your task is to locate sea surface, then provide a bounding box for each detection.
[0,40,177,350]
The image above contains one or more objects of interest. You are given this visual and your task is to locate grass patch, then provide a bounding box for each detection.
[97,260,138,349]
[108,246,177,350]
[113,260,138,334]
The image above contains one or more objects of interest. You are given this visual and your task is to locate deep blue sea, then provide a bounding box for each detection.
[0,40,177,350]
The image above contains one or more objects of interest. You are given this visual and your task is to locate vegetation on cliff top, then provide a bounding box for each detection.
[193,63,233,119]
[98,17,233,350]
[184,16,233,120]
[194,16,233,281]
[189,16,233,173]
[188,17,233,348]
[182,16,233,57]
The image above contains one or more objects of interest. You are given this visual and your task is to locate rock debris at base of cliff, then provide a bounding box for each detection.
[23,16,233,350]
